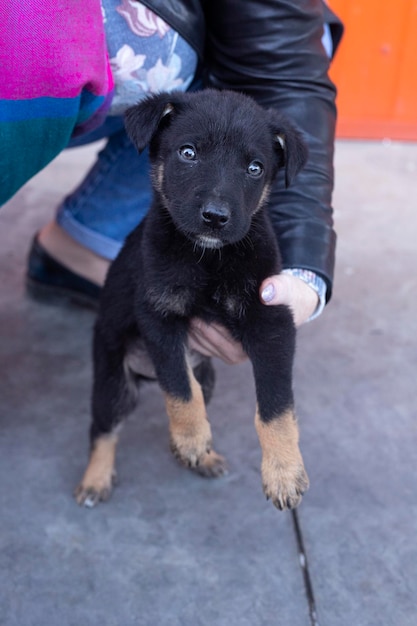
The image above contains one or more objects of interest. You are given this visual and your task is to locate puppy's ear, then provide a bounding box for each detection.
[268,112,308,187]
[124,92,185,152]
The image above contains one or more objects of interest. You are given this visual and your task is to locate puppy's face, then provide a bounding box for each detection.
[125,90,307,249]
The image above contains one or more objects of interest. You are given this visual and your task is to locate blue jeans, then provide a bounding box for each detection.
[57,116,153,260]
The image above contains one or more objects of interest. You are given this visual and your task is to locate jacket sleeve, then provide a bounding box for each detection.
[203,0,343,300]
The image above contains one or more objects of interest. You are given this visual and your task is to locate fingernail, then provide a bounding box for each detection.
[261,283,275,303]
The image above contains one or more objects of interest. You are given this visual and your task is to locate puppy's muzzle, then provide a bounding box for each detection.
[201,202,231,230]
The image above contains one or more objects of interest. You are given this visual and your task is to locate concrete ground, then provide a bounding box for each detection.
[0,138,416,626]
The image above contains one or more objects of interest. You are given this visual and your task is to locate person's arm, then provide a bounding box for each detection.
[203,0,343,301]
[189,0,343,363]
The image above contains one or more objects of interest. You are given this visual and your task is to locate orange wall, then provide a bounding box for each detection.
[329,0,417,140]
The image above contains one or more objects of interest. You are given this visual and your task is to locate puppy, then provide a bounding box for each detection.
[75,89,310,510]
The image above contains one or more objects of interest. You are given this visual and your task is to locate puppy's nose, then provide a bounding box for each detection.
[201,202,231,229]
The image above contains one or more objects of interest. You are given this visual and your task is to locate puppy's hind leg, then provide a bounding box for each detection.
[192,355,216,405]
[75,328,140,507]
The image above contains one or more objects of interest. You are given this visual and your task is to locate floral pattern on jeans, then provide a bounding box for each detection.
[102,0,197,114]
[110,45,146,82]
[116,0,170,38]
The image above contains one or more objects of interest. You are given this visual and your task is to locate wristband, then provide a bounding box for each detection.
[282,268,327,322]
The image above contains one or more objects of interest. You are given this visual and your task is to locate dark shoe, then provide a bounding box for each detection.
[26,235,101,309]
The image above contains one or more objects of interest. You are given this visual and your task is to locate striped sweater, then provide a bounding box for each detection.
[0,1,114,206]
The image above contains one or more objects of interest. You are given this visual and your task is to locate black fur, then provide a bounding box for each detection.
[87,89,308,501]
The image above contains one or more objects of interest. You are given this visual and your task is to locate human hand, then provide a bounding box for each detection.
[260,274,319,326]
[188,319,248,365]
[188,274,319,365]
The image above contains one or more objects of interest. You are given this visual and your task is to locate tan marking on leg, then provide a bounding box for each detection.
[255,407,309,510]
[74,433,119,507]
[166,365,226,476]
[165,367,212,467]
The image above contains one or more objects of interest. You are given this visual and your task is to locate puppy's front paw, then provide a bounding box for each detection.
[262,461,309,510]
[192,449,228,478]
[170,431,212,469]
[168,398,213,470]
[255,409,309,510]
[171,437,228,479]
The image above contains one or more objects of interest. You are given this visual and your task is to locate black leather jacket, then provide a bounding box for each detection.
[141,0,343,299]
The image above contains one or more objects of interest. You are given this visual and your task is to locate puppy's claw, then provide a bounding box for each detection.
[74,475,115,508]
[74,486,97,508]
[262,465,309,511]
[170,436,212,470]
[172,442,228,479]
[193,450,229,478]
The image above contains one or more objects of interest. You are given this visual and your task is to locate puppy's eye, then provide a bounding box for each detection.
[247,161,264,177]
[179,145,196,161]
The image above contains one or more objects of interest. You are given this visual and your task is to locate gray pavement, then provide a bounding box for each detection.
[0,139,416,626]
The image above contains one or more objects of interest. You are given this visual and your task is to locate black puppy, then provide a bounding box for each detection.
[75,89,310,510]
